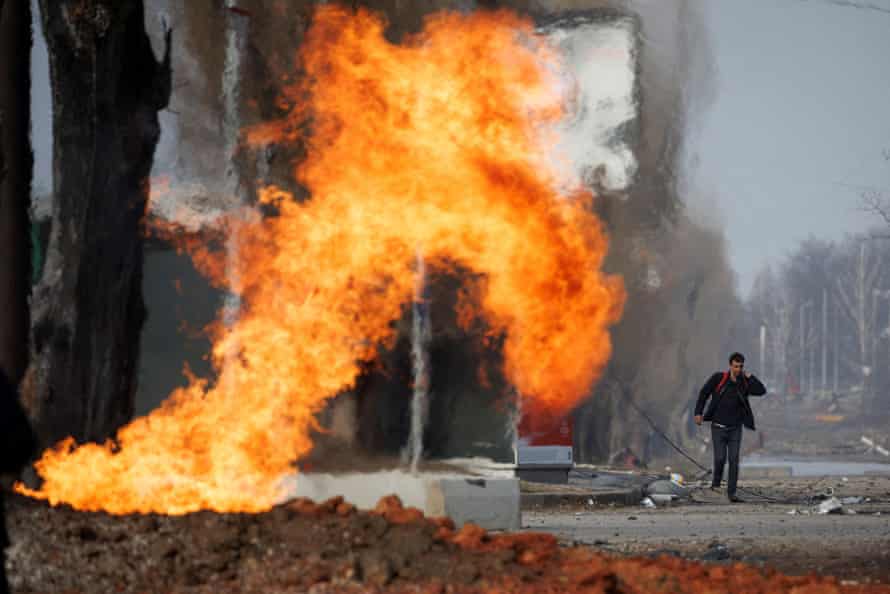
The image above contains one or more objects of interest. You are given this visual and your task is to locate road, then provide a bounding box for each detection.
[523,474,890,585]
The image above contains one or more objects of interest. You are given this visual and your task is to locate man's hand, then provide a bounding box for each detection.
[744,371,751,379]
[694,415,703,426]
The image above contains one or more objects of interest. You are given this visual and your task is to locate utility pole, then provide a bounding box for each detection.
[832,299,839,394]
[821,289,828,396]
[759,324,767,381]
[808,303,815,399]
[799,300,812,396]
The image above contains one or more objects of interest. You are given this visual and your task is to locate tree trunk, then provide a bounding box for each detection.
[25,0,170,447]
[0,0,32,384]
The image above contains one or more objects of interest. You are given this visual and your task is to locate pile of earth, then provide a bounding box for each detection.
[6,492,890,593]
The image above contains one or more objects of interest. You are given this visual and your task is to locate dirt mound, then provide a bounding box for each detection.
[6,492,889,593]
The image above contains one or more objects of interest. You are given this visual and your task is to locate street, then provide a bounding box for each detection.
[524,474,890,585]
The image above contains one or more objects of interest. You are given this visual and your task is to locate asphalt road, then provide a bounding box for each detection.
[522,475,890,584]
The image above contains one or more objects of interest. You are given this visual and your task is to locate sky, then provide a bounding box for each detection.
[687,0,890,296]
[30,0,890,297]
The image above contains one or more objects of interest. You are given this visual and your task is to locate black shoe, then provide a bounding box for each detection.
[728,495,743,503]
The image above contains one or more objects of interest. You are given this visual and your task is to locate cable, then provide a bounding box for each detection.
[622,391,811,505]
[624,396,710,473]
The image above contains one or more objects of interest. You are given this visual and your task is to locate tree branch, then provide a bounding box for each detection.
[861,190,890,227]
[799,0,890,15]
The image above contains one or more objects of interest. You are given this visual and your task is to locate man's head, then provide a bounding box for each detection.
[728,352,745,377]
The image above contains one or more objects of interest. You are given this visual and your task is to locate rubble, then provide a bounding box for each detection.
[8,492,890,593]
[701,542,731,562]
[816,497,844,515]
[644,478,690,499]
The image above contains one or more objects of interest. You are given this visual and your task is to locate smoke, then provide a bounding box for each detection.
[541,14,639,195]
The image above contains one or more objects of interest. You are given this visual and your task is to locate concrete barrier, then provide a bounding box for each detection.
[283,471,520,531]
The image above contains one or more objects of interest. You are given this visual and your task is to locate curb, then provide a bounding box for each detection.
[521,488,643,509]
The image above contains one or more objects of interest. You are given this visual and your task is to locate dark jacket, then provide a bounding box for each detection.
[0,370,37,549]
[694,371,767,431]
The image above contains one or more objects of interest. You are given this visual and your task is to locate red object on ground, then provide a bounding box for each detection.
[517,409,572,446]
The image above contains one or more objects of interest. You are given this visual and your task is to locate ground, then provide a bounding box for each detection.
[6,397,890,593]
[524,474,890,586]
[5,474,890,593]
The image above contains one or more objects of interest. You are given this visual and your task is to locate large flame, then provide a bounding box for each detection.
[17,6,624,514]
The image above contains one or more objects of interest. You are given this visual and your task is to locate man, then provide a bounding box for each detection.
[694,353,766,503]
[0,369,36,594]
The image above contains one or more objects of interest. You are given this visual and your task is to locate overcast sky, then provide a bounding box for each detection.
[687,0,890,295]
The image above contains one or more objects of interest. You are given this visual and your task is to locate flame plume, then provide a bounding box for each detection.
[18,6,624,514]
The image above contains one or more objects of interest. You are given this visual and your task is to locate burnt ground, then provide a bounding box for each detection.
[6,489,890,594]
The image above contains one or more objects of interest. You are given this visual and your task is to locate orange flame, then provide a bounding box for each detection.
[17,6,624,514]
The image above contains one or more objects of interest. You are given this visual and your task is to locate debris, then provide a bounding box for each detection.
[787,509,799,515]
[843,508,858,515]
[640,498,656,509]
[860,435,887,455]
[813,487,835,501]
[670,473,685,486]
[816,497,843,515]
[650,494,676,505]
[702,542,731,561]
[840,496,863,505]
[645,479,690,499]
[586,498,594,506]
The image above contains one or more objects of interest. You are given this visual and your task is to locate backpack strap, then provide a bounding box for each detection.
[714,371,730,397]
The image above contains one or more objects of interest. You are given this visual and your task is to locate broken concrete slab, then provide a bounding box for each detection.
[283,471,520,531]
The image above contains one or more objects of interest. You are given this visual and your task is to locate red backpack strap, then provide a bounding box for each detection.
[714,371,730,396]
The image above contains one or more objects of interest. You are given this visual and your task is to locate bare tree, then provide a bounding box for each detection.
[835,242,885,412]
[859,150,890,237]
[750,267,793,394]
[24,1,171,448]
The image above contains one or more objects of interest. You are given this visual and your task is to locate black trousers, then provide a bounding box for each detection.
[711,424,742,495]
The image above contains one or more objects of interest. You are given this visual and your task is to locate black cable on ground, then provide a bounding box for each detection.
[624,396,710,474]
[622,392,810,505]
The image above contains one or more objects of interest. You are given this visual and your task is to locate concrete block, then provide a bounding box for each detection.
[283,471,520,531]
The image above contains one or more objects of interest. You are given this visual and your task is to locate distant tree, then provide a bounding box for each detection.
[834,241,885,410]
[860,149,890,237]
[749,266,793,394]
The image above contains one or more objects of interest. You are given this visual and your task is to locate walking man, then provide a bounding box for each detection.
[694,352,767,502]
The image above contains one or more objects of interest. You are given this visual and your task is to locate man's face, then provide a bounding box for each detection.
[730,360,744,377]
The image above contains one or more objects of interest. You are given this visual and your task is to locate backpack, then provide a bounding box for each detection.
[714,370,747,397]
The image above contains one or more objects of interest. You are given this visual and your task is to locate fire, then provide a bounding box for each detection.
[17,5,624,514]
